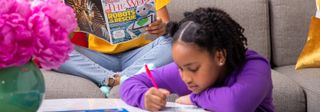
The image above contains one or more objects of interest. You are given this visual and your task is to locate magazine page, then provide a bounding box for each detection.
[102,0,156,44]
[64,0,110,42]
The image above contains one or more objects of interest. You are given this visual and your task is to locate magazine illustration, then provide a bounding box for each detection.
[64,0,156,44]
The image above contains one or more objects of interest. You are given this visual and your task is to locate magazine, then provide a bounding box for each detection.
[64,0,156,44]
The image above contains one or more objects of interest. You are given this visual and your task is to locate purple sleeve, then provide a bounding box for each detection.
[120,63,191,109]
[190,55,272,112]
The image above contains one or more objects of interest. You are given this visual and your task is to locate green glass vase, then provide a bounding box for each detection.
[0,61,45,112]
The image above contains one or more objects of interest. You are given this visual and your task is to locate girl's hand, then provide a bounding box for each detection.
[175,94,193,105]
[144,87,170,111]
[146,18,166,37]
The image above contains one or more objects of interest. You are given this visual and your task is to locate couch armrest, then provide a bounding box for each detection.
[272,70,306,112]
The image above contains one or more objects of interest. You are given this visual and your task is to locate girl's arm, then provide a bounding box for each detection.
[120,63,190,109]
[190,55,272,112]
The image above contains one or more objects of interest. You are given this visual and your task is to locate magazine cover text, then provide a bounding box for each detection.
[103,0,156,44]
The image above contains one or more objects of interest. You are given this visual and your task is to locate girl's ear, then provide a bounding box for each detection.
[214,49,227,66]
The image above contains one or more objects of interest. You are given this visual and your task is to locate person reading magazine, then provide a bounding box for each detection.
[56,0,173,97]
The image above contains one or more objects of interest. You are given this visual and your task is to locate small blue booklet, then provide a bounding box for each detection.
[52,108,129,112]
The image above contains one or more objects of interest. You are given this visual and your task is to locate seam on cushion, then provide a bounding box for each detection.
[301,86,320,96]
[302,88,308,112]
[263,0,271,61]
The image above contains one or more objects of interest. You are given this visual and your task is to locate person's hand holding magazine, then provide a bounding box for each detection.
[146,17,167,37]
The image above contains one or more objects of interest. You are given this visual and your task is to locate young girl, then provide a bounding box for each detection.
[120,8,274,112]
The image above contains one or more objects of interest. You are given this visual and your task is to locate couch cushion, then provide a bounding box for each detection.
[275,66,320,112]
[271,70,306,112]
[42,70,104,99]
[167,0,271,60]
[269,0,317,66]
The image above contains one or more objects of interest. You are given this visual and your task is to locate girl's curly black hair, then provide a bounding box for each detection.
[167,7,248,75]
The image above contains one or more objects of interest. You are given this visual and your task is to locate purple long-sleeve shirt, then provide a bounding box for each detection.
[120,50,274,112]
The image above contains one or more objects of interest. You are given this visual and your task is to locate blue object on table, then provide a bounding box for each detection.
[54,108,129,112]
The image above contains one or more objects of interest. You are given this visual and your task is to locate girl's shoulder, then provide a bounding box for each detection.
[241,49,271,76]
[225,49,271,85]
[245,49,269,65]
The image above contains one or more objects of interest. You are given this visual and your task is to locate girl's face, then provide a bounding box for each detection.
[172,41,226,94]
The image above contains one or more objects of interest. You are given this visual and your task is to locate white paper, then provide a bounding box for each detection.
[37,98,207,112]
[163,102,208,112]
[37,98,146,112]
[316,10,320,18]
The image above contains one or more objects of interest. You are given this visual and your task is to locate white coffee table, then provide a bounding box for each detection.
[37,98,206,112]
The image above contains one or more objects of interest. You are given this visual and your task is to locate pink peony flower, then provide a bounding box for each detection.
[0,0,34,69]
[29,0,77,69]
[0,0,77,70]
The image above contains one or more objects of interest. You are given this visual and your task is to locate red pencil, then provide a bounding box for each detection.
[144,64,158,89]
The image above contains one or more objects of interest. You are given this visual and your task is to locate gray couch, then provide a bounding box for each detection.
[43,0,320,112]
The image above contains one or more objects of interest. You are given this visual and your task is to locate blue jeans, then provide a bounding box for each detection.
[56,36,173,86]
